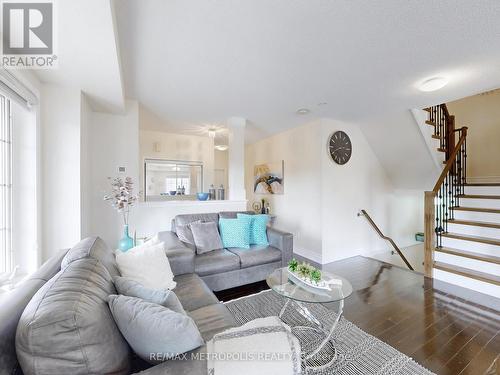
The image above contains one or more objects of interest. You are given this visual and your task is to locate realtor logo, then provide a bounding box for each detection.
[1,1,57,68]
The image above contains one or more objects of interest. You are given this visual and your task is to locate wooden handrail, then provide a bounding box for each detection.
[432,127,468,193]
[358,209,414,270]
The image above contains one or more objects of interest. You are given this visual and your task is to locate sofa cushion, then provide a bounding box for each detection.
[228,245,282,269]
[219,217,252,249]
[218,211,254,219]
[115,241,176,290]
[108,295,204,364]
[28,248,69,282]
[173,273,219,311]
[237,214,270,245]
[16,258,130,375]
[0,278,46,374]
[113,276,185,314]
[175,213,219,228]
[188,303,237,341]
[61,236,119,277]
[175,222,197,249]
[190,221,223,254]
[157,230,189,251]
[194,249,240,276]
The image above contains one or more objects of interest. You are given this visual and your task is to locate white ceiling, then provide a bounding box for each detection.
[114,0,500,143]
[34,0,124,113]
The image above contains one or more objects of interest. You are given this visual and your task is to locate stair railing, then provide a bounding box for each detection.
[424,126,468,277]
[426,104,456,160]
[358,209,414,270]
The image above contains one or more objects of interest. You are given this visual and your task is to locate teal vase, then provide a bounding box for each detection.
[118,224,134,252]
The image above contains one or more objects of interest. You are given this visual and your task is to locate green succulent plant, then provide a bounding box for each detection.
[310,268,322,283]
[288,258,298,272]
[297,263,312,278]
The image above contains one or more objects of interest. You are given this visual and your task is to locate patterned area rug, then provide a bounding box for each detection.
[225,290,435,375]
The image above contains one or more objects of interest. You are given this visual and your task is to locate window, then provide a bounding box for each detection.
[144,159,203,201]
[0,95,12,273]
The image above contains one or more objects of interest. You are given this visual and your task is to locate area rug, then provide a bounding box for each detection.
[225,290,435,375]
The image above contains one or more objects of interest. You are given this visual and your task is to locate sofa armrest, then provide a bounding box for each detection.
[157,231,195,276]
[267,227,293,267]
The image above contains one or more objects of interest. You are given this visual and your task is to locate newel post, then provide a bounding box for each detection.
[446,115,455,160]
[424,191,436,278]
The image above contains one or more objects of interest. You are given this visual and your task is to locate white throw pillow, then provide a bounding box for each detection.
[115,242,176,290]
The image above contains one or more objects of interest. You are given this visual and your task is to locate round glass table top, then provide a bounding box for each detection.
[266,267,353,304]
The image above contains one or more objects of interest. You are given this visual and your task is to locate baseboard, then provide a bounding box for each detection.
[467,176,500,183]
[293,247,322,264]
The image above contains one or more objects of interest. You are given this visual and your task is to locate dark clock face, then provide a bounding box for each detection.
[328,131,352,165]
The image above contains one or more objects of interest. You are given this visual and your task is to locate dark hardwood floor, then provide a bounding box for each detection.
[215,256,500,375]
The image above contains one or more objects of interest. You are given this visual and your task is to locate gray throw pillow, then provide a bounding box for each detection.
[108,295,204,364]
[176,221,200,248]
[113,276,185,315]
[190,221,223,254]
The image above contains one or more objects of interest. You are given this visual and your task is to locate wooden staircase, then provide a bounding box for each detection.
[424,105,500,298]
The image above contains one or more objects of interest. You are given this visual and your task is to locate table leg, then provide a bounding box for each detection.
[304,298,343,364]
[294,300,324,330]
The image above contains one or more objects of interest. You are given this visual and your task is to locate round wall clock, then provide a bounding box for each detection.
[328,131,352,165]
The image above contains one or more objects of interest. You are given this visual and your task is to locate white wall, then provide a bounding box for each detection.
[320,120,391,263]
[246,118,423,265]
[80,94,92,237]
[447,90,500,180]
[360,110,438,190]
[246,121,323,263]
[40,84,82,260]
[87,100,140,248]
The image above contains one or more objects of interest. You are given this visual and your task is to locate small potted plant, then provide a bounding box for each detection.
[287,258,336,290]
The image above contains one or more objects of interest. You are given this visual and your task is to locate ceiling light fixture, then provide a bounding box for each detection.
[215,145,229,151]
[208,128,217,138]
[419,77,448,92]
[296,108,310,115]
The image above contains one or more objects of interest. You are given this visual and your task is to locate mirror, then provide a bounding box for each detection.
[144,159,203,201]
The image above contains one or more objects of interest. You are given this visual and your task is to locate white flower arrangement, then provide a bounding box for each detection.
[103,177,139,225]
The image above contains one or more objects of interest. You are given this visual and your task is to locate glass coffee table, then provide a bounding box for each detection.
[266,267,353,370]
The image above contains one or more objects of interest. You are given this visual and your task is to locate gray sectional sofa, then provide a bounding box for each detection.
[0,211,293,375]
[165,211,293,291]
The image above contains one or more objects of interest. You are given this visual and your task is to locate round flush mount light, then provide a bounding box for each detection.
[296,108,311,115]
[215,145,228,151]
[419,77,448,92]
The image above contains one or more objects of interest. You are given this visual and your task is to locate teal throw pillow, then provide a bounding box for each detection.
[237,214,269,245]
[219,217,251,249]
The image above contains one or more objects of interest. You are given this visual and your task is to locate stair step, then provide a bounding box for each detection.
[432,134,441,140]
[452,206,500,214]
[465,183,500,187]
[435,247,500,264]
[437,147,446,153]
[434,261,500,286]
[447,219,500,229]
[458,194,500,199]
[425,120,436,126]
[441,232,500,246]
[423,108,431,112]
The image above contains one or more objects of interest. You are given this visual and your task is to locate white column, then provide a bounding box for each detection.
[227,117,246,201]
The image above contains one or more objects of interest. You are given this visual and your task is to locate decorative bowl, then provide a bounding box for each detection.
[169,191,177,196]
[197,192,209,201]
